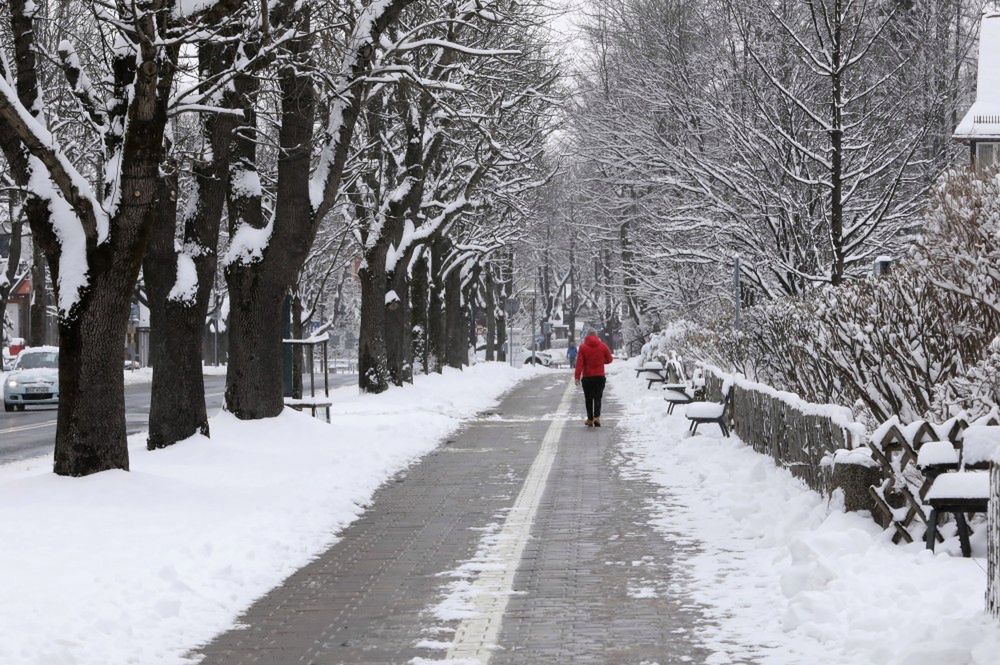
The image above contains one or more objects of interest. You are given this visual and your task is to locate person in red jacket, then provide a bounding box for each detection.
[574,331,613,427]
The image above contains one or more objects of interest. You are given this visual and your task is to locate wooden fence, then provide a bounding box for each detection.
[697,364,1000,619]
[991,462,1000,618]
[703,365,865,495]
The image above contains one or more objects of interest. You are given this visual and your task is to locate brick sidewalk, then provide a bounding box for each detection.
[194,372,709,664]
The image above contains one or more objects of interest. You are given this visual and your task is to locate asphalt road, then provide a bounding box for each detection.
[0,373,358,466]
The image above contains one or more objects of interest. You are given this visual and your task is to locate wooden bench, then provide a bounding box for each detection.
[924,471,989,557]
[685,386,733,437]
[922,425,999,557]
[284,397,332,423]
[635,361,668,387]
[663,384,698,414]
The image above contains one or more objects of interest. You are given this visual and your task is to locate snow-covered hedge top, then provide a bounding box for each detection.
[962,425,1000,466]
[702,362,866,440]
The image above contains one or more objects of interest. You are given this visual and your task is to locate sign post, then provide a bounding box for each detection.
[503,298,520,368]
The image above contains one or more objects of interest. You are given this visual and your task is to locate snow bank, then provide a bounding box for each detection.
[0,362,544,665]
[610,361,1000,664]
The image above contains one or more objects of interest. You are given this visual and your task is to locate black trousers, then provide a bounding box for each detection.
[581,376,606,419]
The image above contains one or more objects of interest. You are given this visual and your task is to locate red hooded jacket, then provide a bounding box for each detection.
[575,334,613,381]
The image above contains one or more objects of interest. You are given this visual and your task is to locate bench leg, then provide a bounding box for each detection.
[924,508,938,552]
[690,421,699,435]
[955,512,972,558]
[667,402,674,415]
[719,421,729,437]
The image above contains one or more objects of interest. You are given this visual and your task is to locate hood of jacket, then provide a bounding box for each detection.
[582,334,603,348]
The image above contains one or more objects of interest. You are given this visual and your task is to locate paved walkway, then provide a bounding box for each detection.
[195,372,709,664]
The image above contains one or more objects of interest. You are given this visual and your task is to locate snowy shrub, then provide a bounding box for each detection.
[664,170,1000,424]
[932,335,1000,420]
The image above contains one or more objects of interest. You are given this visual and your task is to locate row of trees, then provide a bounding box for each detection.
[561,0,984,344]
[550,0,1000,423]
[0,0,558,476]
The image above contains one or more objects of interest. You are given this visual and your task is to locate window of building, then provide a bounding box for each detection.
[976,141,1000,171]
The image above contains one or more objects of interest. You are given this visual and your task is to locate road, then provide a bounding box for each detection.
[0,373,358,466]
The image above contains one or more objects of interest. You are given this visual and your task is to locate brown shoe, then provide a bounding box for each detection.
[593,418,601,427]
[585,419,594,427]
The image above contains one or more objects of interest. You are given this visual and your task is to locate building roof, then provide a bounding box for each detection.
[955,12,1000,141]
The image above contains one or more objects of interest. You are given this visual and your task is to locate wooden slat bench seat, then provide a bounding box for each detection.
[663,384,696,414]
[284,397,332,423]
[924,471,990,557]
[685,387,733,437]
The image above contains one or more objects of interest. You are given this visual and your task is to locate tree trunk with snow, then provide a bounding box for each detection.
[410,252,429,374]
[428,238,446,373]
[357,242,390,393]
[145,41,236,449]
[143,168,212,450]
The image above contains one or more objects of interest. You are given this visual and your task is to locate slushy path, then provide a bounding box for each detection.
[195,371,709,664]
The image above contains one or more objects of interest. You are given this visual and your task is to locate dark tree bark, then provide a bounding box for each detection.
[410,251,429,374]
[0,209,22,350]
[385,265,412,385]
[483,270,496,361]
[357,238,391,392]
[28,230,47,346]
[428,237,446,373]
[225,272,287,417]
[444,264,465,369]
[291,289,304,398]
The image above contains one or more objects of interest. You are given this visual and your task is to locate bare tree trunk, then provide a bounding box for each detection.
[0,213,23,350]
[291,289,304,399]
[483,269,496,361]
[410,251,429,374]
[444,264,465,368]
[357,241,390,392]
[225,271,287,418]
[428,238,446,373]
[143,166,215,449]
[384,265,411,385]
[29,242,46,346]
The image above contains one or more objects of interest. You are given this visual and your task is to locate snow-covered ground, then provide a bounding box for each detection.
[610,361,1000,664]
[0,362,544,665]
[123,363,229,385]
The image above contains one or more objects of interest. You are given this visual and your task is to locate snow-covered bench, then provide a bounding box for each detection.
[684,386,733,437]
[922,425,1000,557]
[284,396,332,423]
[663,384,696,414]
[924,471,989,557]
[635,361,666,386]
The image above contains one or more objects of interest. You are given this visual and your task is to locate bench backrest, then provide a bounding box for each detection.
[721,385,734,422]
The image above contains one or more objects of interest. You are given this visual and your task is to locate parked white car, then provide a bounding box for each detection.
[3,346,59,412]
[520,347,554,366]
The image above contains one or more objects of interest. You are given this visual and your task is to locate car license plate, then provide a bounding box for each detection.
[25,386,50,394]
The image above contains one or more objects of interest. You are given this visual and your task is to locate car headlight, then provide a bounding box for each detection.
[6,380,16,388]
